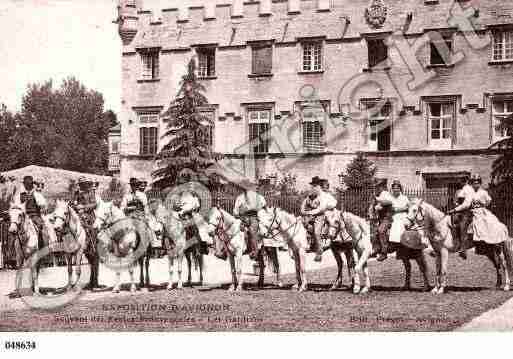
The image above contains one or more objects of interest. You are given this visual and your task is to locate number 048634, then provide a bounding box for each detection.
[4,341,37,351]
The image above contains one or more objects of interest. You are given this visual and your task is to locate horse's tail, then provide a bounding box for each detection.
[502,237,513,280]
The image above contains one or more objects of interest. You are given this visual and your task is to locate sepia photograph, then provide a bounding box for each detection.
[1,0,513,340]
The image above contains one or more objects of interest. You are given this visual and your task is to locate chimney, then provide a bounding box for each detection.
[317,0,331,11]
[204,2,216,19]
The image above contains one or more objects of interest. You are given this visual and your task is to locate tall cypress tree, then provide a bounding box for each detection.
[152,60,220,189]
[341,152,377,190]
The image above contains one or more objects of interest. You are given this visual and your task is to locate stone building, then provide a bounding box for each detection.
[113,0,513,190]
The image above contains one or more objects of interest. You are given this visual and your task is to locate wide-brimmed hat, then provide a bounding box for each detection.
[470,174,482,184]
[129,177,139,186]
[23,175,33,182]
[309,176,323,186]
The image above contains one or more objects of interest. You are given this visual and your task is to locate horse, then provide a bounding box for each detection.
[8,202,58,294]
[93,200,152,293]
[405,199,513,294]
[324,209,372,294]
[156,206,205,290]
[257,207,310,292]
[52,200,88,290]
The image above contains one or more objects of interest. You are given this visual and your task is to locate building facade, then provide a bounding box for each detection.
[115,0,513,190]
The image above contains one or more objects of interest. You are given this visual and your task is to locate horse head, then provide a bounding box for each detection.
[53,199,70,234]
[257,207,281,238]
[8,202,25,234]
[93,200,114,230]
[405,198,425,230]
[205,206,223,237]
[324,208,345,240]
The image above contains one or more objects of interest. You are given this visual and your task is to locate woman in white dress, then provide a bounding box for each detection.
[452,174,509,245]
[389,180,410,245]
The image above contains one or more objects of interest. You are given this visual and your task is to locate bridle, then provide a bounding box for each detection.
[260,207,279,239]
[325,211,352,242]
[54,202,83,242]
[405,200,426,230]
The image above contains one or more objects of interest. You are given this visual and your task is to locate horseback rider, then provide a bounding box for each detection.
[121,178,149,219]
[448,175,474,259]
[14,176,48,248]
[369,179,393,261]
[449,174,509,252]
[233,178,267,260]
[388,180,410,251]
[301,176,337,262]
[71,176,100,288]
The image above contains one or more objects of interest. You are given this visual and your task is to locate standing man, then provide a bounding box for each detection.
[301,176,337,262]
[121,178,149,219]
[449,175,474,259]
[14,176,48,250]
[72,176,101,289]
[233,178,267,260]
[369,179,393,261]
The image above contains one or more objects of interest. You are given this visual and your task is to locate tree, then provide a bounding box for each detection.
[7,77,112,174]
[491,113,513,186]
[340,152,377,190]
[153,60,220,189]
[0,104,20,171]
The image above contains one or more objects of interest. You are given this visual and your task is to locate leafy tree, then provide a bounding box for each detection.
[340,152,377,190]
[0,104,20,171]
[153,60,220,189]
[7,77,112,174]
[491,113,513,186]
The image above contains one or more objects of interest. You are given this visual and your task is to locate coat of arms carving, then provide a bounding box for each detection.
[365,0,388,29]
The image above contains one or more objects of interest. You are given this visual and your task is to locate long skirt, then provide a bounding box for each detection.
[471,208,509,245]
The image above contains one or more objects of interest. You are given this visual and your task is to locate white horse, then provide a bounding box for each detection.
[52,200,88,290]
[8,202,57,294]
[406,199,513,294]
[324,208,372,294]
[202,207,246,291]
[93,200,143,293]
[257,207,310,292]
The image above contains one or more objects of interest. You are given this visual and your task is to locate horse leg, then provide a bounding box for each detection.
[66,254,74,290]
[185,250,192,287]
[198,252,204,286]
[360,263,371,294]
[416,254,431,292]
[228,255,237,291]
[330,247,344,291]
[432,252,441,294]
[167,253,174,290]
[402,259,412,291]
[235,252,244,291]
[257,248,265,288]
[33,261,40,295]
[177,252,184,289]
[128,249,137,293]
[438,247,449,294]
[298,248,308,292]
[485,246,503,290]
[138,256,144,289]
[145,251,150,288]
[352,250,361,295]
[292,250,301,290]
[271,247,283,288]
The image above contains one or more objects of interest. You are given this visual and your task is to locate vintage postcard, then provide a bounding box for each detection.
[1,0,513,340]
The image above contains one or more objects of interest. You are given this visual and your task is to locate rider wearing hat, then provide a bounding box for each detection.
[121,178,149,219]
[72,176,100,288]
[369,178,393,261]
[13,175,48,247]
[233,178,267,260]
[301,176,337,262]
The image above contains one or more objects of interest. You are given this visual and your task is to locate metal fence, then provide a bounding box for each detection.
[1,185,512,269]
